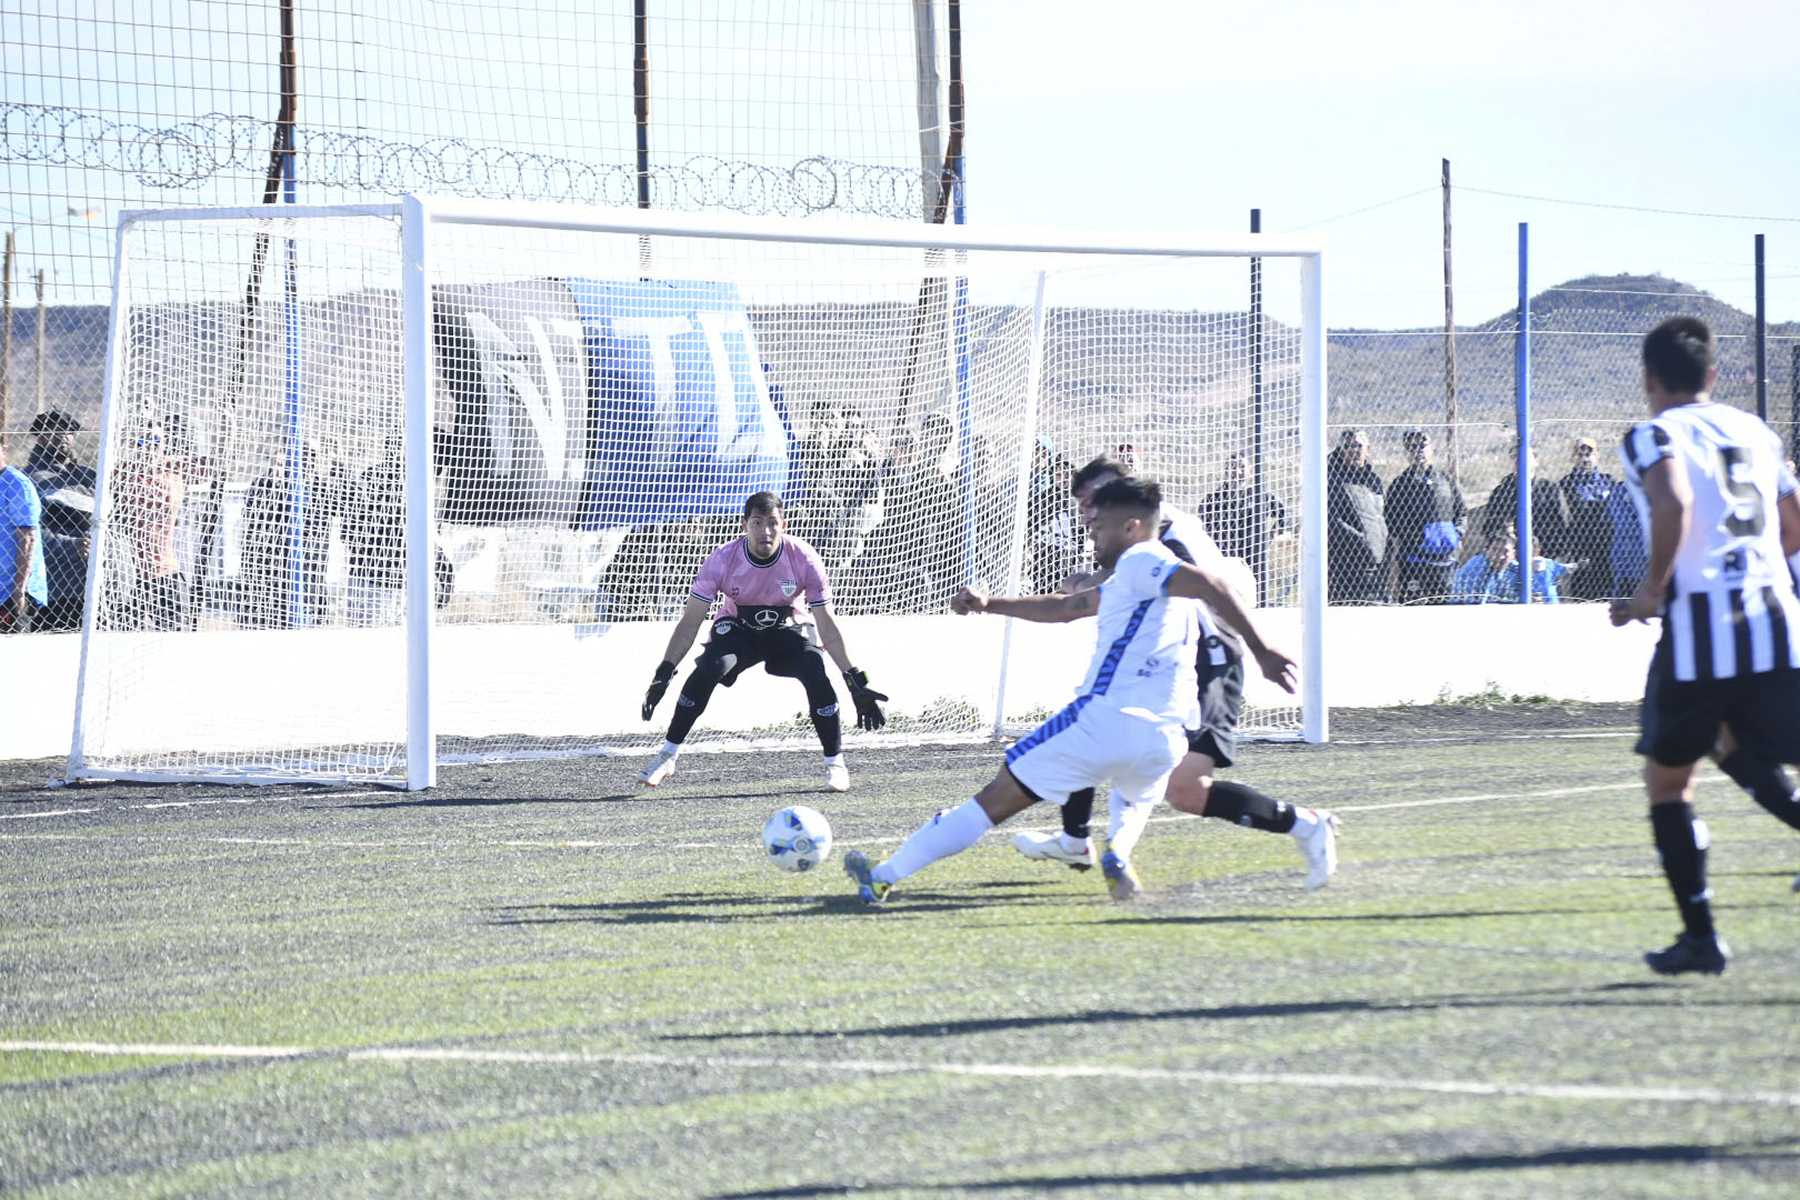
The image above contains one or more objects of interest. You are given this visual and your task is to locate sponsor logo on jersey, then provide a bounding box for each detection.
[746,607,785,630]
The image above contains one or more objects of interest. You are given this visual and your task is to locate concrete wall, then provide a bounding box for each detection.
[4,605,1655,766]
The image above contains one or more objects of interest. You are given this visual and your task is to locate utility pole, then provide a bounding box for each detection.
[1442,158,1457,484]
[2,231,14,435]
[34,268,46,416]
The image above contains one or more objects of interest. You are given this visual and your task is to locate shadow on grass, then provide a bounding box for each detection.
[662,981,1797,1041]
[1108,902,1796,927]
[489,881,1058,926]
[709,1141,1800,1197]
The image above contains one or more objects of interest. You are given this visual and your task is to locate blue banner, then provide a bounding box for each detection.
[432,277,789,527]
[567,278,789,528]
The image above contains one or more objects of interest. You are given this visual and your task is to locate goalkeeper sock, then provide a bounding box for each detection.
[666,669,722,743]
[810,706,843,757]
[875,798,993,885]
[660,740,681,757]
[1062,787,1096,841]
[1204,780,1298,834]
[1106,789,1155,862]
[1717,750,1800,832]
[1650,802,1714,938]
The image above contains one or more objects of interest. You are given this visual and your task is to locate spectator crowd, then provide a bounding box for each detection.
[4,404,1666,637]
[1328,426,1648,606]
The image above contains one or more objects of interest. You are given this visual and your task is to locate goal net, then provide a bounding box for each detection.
[70,199,1324,787]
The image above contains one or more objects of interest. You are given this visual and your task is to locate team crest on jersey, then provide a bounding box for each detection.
[780,579,798,597]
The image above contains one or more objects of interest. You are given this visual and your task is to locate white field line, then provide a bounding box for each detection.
[2,1039,1795,1110]
[0,808,98,820]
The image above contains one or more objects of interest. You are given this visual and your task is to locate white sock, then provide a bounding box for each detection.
[1058,832,1091,854]
[875,798,993,884]
[823,753,845,766]
[1107,788,1155,862]
[1289,805,1320,838]
[661,740,682,757]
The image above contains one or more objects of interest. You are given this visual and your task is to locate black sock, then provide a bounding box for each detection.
[797,660,842,757]
[665,669,722,744]
[1649,802,1714,938]
[1204,780,1297,834]
[1717,750,1800,832]
[810,706,842,757]
[1063,787,1095,840]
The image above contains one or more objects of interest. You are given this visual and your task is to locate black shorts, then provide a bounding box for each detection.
[1636,638,1800,766]
[1186,655,1244,767]
[701,615,819,684]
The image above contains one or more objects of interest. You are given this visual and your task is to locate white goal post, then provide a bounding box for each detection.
[70,196,1325,789]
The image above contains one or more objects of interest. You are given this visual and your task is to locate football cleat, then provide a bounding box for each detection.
[1101,850,1143,902]
[638,748,679,788]
[1645,931,1730,976]
[824,762,850,793]
[1011,831,1096,871]
[1297,809,1341,891]
[842,849,892,906]
[1791,871,1799,893]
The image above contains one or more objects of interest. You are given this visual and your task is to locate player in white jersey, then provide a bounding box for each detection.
[842,477,1298,906]
[1010,454,1339,897]
[1611,317,1800,975]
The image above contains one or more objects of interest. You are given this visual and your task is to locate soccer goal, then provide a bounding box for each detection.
[69,197,1324,788]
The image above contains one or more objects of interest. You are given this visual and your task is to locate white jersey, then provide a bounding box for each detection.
[1159,502,1242,665]
[1072,538,1201,725]
[1619,400,1800,680]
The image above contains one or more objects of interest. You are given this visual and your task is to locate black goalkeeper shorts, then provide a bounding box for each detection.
[701,615,819,685]
[1186,655,1244,768]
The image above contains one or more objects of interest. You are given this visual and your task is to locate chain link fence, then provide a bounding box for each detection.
[1329,285,1799,607]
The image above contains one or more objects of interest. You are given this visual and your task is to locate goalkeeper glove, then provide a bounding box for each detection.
[844,667,889,732]
[642,660,677,721]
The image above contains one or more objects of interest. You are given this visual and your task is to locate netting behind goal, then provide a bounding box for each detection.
[72,202,1320,786]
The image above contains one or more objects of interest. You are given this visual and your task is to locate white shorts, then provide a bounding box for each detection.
[1004,700,1187,808]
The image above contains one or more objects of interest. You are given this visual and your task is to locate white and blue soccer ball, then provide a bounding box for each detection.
[761,805,833,873]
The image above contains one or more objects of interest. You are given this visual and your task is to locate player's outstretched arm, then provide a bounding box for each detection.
[1165,563,1297,694]
[1611,459,1689,626]
[952,586,1099,624]
[644,596,711,719]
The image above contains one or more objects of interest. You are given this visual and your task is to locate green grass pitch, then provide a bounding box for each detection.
[2,707,1797,1198]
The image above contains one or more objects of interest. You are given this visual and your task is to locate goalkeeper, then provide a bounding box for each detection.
[638,491,887,792]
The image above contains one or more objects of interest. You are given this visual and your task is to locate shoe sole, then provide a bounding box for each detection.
[1645,953,1728,976]
[1012,835,1095,872]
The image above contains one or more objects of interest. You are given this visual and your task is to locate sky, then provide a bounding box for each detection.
[959,0,1800,328]
[2,0,1797,330]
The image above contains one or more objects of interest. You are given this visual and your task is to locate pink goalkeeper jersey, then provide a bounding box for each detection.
[690,535,832,618]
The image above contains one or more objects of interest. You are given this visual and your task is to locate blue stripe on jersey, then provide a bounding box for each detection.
[1004,597,1157,766]
[1090,599,1156,695]
[1004,696,1091,766]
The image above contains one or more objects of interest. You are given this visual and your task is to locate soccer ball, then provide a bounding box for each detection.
[761,805,833,873]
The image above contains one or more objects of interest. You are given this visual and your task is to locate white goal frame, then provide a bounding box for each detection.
[71,196,1325,790]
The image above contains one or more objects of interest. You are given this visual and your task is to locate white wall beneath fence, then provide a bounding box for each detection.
[3,606,1656,766]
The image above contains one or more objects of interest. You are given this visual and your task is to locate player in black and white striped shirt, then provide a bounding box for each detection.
[1612,317,1800,975]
